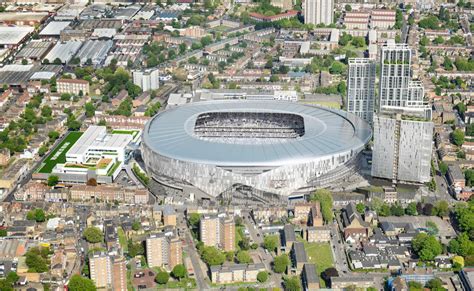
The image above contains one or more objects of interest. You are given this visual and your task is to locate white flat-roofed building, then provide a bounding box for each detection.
[39,21,72,37]
[0,26,34,47]
[133,68,159,92]
[66,126,132,164]
[44,41,83,64]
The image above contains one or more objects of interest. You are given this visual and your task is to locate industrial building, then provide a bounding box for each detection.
[44,41,83,64]
[74,40,113,66]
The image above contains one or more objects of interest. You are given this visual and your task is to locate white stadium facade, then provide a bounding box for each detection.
[141,100,372,202]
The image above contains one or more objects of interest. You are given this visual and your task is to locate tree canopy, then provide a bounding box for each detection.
[412,233,442,261]
[155,271,170,284]
[68,275,96,291]
[171,264,187,280]
[309,189,333,223]
[263,235,279,253]
[273,254,290,273]
[83,227,104,243]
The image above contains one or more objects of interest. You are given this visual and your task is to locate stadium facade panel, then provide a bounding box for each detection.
[142,100,372,198]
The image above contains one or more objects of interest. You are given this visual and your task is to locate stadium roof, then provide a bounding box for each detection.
[143,100,372,167]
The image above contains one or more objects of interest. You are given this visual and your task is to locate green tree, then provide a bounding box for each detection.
[379,203,391,217]
[201,246,225,266]
[344,4,352,11]
[236,250,251,264]
[155,271,169,284]
[419,36,429,46]
[53,58,62,65]
[433,36,445,45]
[419,15,441,30]
[0,229,7,237]
[425,278,443,290]
[41,106,52,118]
[390,204,405,216]
[188,213,201,228]
[453,256,465,268]
[263,235,279,253]
[309,189,333,222]
[412,233,442,261]
[406,202,418,215]
[257,271,268,283]
[47,175,59,186]
[449,232,474,257]
[434,200,449,217]
[132,221,141,231]
[329,61,346,75]
[68,275,96,291]
[439,161,448,175]
[127,240,144,257]
[171,264,187,280]
[337,81,347,96]
[408,281,423,291]
[356,203,365,214]
[451,129,465,146]
[25,247,49,273]
[83,227,104,243]
[284,276,301,291]
[48,130,60,141]
[84,102,96,118]
[273,254,290,273]
[351,36,366,48]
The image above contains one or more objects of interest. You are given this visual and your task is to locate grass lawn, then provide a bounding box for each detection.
[107,161,121,176]
[117,227,128,252]
[157,278,197,289]
[298,238,334,287]
[236,226,244,251]
[37,131,83,173]
[112,129,140,138]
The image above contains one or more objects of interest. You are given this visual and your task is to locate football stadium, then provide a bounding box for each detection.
[141,100,372,202]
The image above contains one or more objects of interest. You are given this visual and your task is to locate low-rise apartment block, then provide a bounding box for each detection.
[306,226,331,243]
[57,79,90,95]
[210,263,266,284]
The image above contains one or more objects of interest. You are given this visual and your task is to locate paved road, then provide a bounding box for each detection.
[184,230,209,290]
[331,218,350,275]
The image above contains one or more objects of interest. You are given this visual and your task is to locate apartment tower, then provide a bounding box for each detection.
[371,115,433,183]
[169,236,183,269]
[146,233,169,268]
[89,253,127,290]
[146,233,182,270]
[200,215,235,251]
[200,215,221,248]
[221,218,235,252]
[347,58,376,124]
[112,256,127,291]
[89,253,112,289]
[378,42,425,115]
[304,0,334,25]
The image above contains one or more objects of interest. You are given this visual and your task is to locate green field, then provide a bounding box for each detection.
[37,132,83,173]
[117,227,128,252]
[112,130,139,138]
[298,238,334,287]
